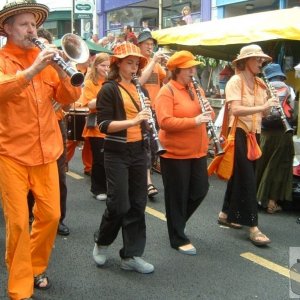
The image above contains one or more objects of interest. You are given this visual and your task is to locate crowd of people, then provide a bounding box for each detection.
[0,0,299,299]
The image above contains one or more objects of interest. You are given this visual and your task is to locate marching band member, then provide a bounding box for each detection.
[81,53,110,201]
[0,1,81,298]
[155,51,214,255]
[217,44,278,246]
[93,42,154,274]
[137,31,167,198]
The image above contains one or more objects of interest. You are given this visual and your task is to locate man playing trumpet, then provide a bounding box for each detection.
[0,1,81,299]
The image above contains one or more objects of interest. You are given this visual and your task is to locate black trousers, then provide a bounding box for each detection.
[28,119,67,222]
[95,141,148,258]
[89,137,107,195]
[160,156,209,249]
[222,128,258,227]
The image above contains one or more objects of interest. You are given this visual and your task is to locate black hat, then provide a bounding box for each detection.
[137,31,157,45]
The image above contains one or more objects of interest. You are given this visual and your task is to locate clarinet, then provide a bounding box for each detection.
[261,71,293,134]
[191,76,225,156]
[131,74,166,155]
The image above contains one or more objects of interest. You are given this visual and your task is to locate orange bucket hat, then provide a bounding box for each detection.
[110,42,148,69]
[166,50,202,71]
[0,0,49,37]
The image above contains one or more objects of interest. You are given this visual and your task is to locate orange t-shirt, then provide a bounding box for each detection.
[0,41,81,166]
[118,82,142,142]
[143,60,166,108]
[81,78,105,138]
[155,79,214,159]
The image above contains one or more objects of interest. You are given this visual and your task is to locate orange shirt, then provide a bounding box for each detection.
[155,79,213,159]
[143,59,166,108]
[0,41,81,166]
[119,82,142,142]
[81,78,105,138]
[226,74,268,134]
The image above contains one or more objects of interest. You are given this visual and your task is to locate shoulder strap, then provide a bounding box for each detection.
[117,82,140,112]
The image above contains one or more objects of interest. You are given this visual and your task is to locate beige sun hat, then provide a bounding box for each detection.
[232,44,272,65]
[0,0,49,37]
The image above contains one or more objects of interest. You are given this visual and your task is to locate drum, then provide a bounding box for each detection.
[66,108,89,141]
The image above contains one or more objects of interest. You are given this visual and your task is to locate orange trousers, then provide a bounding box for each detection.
[0,156,60,300]
[66,138,92,172]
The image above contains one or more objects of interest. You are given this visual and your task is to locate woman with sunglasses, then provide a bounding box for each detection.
[217,44,279,246]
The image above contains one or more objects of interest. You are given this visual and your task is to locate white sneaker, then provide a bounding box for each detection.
[95,194,107,201]
[93,243,108,266]
[121,257,154,274]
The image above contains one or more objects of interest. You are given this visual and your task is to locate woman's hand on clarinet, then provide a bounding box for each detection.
[263,96,279,111]
[195,111,212,126]
[132,109,151,125]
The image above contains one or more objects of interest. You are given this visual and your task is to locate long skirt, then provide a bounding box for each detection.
[256,129,294,208]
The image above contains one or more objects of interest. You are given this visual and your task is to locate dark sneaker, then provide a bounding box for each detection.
[57,222,70,236]
[121,257,154,274]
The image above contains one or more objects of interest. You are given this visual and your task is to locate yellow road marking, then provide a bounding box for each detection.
[146,206,166,221]
[66,171,84,180]
[241,252,290,278]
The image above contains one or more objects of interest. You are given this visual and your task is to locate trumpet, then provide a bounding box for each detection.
[261,70,293,134]
[191,76,225,156]
[131,74,166,155]
[30,33,89,86]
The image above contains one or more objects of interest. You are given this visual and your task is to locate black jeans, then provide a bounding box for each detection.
[89,137,107,195]
[160,156,209,249]
[95,141,148,258]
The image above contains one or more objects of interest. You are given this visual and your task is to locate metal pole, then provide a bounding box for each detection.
[158,0,162,29]
[71,0,74,34]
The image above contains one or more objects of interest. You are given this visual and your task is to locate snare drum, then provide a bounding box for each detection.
[66,108,89,141]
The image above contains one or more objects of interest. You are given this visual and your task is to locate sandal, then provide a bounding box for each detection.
[249,230,271,246]
[217,216,242,229]
[267,203,282,214]
[147,184,158,198]
[34,273,51,290]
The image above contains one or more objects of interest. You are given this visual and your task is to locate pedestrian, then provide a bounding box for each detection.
[123,25,138,45]
[256,63,295,213]
[181,6,193,25]
[93,42,154,274]
[0,0,81,299]
[137,30,167,199]
[81,53,110,201]
[217,44,279,246]
[155,50,214,255]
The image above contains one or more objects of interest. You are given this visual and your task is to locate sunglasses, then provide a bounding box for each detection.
[254,57,265,63]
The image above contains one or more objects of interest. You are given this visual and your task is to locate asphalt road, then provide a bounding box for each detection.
[1,147,300,300]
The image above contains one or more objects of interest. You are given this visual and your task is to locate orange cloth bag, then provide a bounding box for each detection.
[207,116,237,180]
[246,131,262,161]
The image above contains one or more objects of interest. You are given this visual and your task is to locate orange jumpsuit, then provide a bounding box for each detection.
[0,41,81,300]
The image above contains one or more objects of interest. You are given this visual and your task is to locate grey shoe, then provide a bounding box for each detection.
[121,257,154,274]
[93,243,108,266]
[178,244,197,256]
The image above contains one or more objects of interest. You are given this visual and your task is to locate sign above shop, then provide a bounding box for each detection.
[74,0,94,18]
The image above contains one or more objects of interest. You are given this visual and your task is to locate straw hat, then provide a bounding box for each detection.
[263,63,286,80]
[110,42,148,69]
[0,0,49,37]
[232,44,271,65]
[166,50,202,71]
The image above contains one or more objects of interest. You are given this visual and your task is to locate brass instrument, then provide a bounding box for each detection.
[131,74,166,155]
[261,70,293,134]
[30,33,90,86]
[191,76,225,156]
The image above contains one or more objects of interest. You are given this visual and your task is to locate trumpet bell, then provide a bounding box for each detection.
[61,33,90,64]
